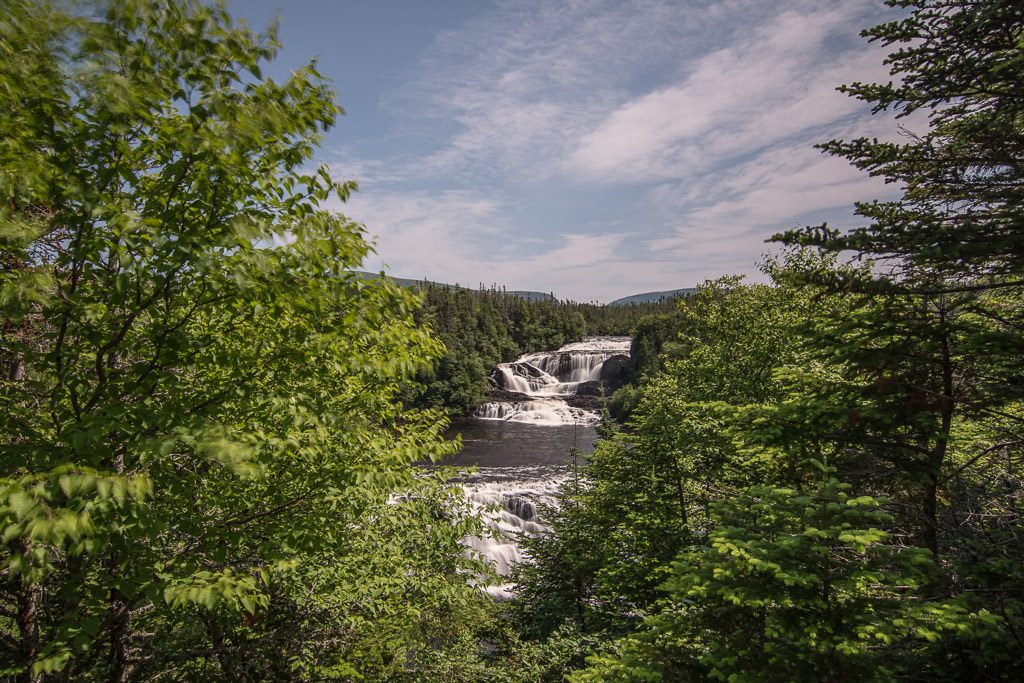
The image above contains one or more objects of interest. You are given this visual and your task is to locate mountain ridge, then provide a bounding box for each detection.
[607,288,696,306]
[355,271,692,306]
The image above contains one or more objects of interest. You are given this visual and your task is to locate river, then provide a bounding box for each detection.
[441,336,631,599]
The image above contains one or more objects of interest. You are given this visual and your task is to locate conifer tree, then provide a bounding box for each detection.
[769,0,1024,672]
[777,0,1024,290]
[574,467,933,683]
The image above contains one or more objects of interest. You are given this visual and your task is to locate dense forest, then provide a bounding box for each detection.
[402,282,680,415]
[505,0,1024,677]
[1,0,1022,681]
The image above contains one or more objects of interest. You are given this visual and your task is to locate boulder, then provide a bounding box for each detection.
[565,394,601,411]
[485,388,532,402]
[573,380,604,397]
[599,354,631,389]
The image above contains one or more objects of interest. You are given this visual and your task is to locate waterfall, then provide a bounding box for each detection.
[518,350,611,383]
[460,470,565,601]
[456,337,630,599]
[492,364,562,395]
[474,399,601,426]
[478,336,631,425]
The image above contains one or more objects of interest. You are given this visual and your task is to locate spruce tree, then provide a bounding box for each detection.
[770,0,1024,673]
[776,0,1024,290]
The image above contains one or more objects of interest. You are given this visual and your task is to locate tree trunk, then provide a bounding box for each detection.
[108,586,130,683]
[922,478,939,559]
[922,301,955,561]
[8,354,24,381]
[16,566,41,683]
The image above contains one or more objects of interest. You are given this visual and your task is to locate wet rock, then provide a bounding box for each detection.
[485,388,532,402]
[574,380,605,397]
[599,353,631,389]
[565,395,601,411]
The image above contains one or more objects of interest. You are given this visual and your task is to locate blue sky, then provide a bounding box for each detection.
[229,0,909,303]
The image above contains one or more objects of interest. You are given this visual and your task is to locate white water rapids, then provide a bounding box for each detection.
[473,337,631,426]
[473,399,597,426]
[461,469,566,600]
[454,337,631,599]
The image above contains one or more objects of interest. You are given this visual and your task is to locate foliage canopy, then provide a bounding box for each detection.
[0,1,490,679]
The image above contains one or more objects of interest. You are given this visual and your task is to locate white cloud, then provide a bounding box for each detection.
[567,2,890,182]
[640,108,927,258]
[326,0,909,299]
[397,0,776,182]
[337,187,644,301]
[337,189,506,276]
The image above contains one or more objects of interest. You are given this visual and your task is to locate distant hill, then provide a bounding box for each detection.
[607,288,696,306]
[353,272,554,301]
[356,272,692,306]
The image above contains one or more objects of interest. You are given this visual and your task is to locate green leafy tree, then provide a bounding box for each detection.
[589,274,830,609]
[573,468,934,683]
[516,254,1019,679]
[510,271,834,649]
[0,1,487,679]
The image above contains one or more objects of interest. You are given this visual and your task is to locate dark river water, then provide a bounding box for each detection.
[433,337,629,598]
[443,419,597,472]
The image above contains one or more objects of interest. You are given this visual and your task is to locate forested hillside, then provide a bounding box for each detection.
[403,283,680,415]
[606,288,695,306]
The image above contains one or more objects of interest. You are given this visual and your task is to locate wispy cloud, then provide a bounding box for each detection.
[337,187,639,299]
[341,189,509,276]
[327,0,905,301]
[567,3,890,182]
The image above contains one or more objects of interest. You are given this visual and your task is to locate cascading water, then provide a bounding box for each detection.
[475,337,631,425]
[473,399,599,426]
[460,470,566,600]
[449,337,631,600]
